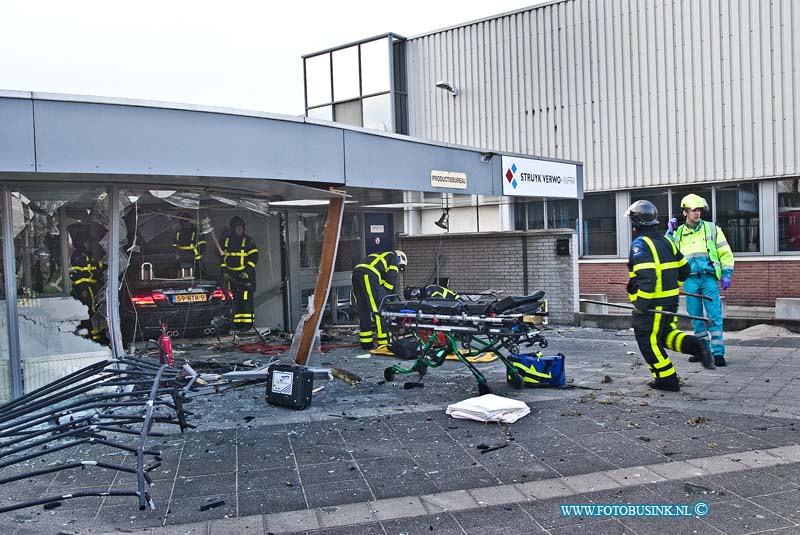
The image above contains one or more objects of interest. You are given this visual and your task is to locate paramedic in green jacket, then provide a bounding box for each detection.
[667,194,735,367]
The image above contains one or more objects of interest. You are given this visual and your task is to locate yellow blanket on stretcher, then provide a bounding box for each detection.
[369,345,498,362]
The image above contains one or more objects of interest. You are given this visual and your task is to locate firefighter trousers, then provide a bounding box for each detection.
[75,282,101,342]
[351,271,388,346]
[633,304,708,380]
[230,278,255,330]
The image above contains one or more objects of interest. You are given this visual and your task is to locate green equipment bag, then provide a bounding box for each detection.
[507,352,566,387]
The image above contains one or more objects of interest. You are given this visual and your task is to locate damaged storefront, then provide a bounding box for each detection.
[1,91,583,403]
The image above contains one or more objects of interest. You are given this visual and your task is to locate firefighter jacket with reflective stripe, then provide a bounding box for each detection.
[69,249,102,286]
[627,229,690,312]
[353,251,400,291]
[668,220,734,280]
[424,285,460,300]
[221,234,259,279]
[173,226,207,260]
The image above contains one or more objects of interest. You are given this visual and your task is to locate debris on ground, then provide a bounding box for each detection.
[331,368,362,385]
[199,499,225,511]
[601,375,613,384]
[687,416,709,427]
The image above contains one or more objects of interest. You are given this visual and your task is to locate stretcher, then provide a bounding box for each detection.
[379,291,549,394]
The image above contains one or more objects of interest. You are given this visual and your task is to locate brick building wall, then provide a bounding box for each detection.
[398,230,578,324]
[580,259,800,307]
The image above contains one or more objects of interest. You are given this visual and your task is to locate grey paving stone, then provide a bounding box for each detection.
[179,455,237,477]
[409,447,476,472]
[687,455,753,475]
[164,494,236,525]
[646,477,734,505]
[561,472,619,494]
[548,519,635,535]
[516,478,573,500]
[303,478,374,508]
[380,512,465,534]
[701,498,794,534]
[603,466,665,486]
[264,508,319,534]
[764,463,800,486]
[703,469,800,498]
[368,495,425,521]
[237,487,307,515]
[538,451,616,477]
[645,460,709,480]
[419,489,478,514]
[519,496,593,529]
[358,456,438,500]
[468,483,527,507]
[151,522,208,535]
[344,437,406,460]
[619,516,717,535]
[238,466,299,492]
[428,465,499,491]
[208,514,265,535]
[316,501,374,529]
[297,460,362,486]
[172,473,236,499]
[452,503,540,534]
[582,484,660,506]
[749,490,800,524]
[313,522,384,535]
[546,418,610,437]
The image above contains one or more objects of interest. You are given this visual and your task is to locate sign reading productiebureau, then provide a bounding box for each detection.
[501,156,579,198]
[431,170,468,189]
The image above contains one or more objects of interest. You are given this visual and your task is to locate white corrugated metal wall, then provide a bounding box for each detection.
[407,0,800,192]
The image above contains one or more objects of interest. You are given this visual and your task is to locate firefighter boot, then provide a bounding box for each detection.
[689,340,715,370]
[714,356,727,367]
[648,375,680,392]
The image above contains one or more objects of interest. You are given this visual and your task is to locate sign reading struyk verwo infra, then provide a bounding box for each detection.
[501,156,579,198]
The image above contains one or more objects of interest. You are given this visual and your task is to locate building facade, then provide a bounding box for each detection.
[306,0,800,307]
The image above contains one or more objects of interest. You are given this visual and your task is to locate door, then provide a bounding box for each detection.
[364,213,394,256]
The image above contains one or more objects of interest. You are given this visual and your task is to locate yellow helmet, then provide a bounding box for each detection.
[680,194,709,211]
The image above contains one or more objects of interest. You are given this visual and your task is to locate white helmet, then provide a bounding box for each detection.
[395,250,407,270]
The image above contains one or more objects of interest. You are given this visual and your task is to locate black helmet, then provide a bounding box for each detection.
[625,200,659,227]
[404,286,421,300]
[229,216,245,231]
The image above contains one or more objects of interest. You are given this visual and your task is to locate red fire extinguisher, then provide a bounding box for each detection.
[157,321,174,367]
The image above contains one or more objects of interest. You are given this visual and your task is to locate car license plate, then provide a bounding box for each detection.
[173,293,207,303]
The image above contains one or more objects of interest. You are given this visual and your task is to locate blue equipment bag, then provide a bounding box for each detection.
[507,352,566,387]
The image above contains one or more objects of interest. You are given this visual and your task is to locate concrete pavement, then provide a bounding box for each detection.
[2,326,799,535]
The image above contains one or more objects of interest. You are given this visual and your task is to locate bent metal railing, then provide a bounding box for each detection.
[0,358,192,513]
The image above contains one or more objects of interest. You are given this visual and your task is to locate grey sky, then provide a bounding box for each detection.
[0,0,540,116]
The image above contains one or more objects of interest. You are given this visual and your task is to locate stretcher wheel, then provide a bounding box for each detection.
[478,382,491,396]
[507,342,519,355]
[538,339,548,349]
[413,361,428,377]
[384,368,395,382]
[509,372,524,390]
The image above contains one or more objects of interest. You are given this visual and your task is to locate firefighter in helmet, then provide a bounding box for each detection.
[626,200,714,392]
[351,250,407,349]
[220,216,259,331]
[70,230,103,342]
[172,212,207,278]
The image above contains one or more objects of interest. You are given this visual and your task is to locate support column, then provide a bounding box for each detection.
[107,185,124,361]
[294,196,344,366]
[1,186,23,398]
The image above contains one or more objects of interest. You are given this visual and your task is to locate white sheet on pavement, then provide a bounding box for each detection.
[446,394,531,423]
